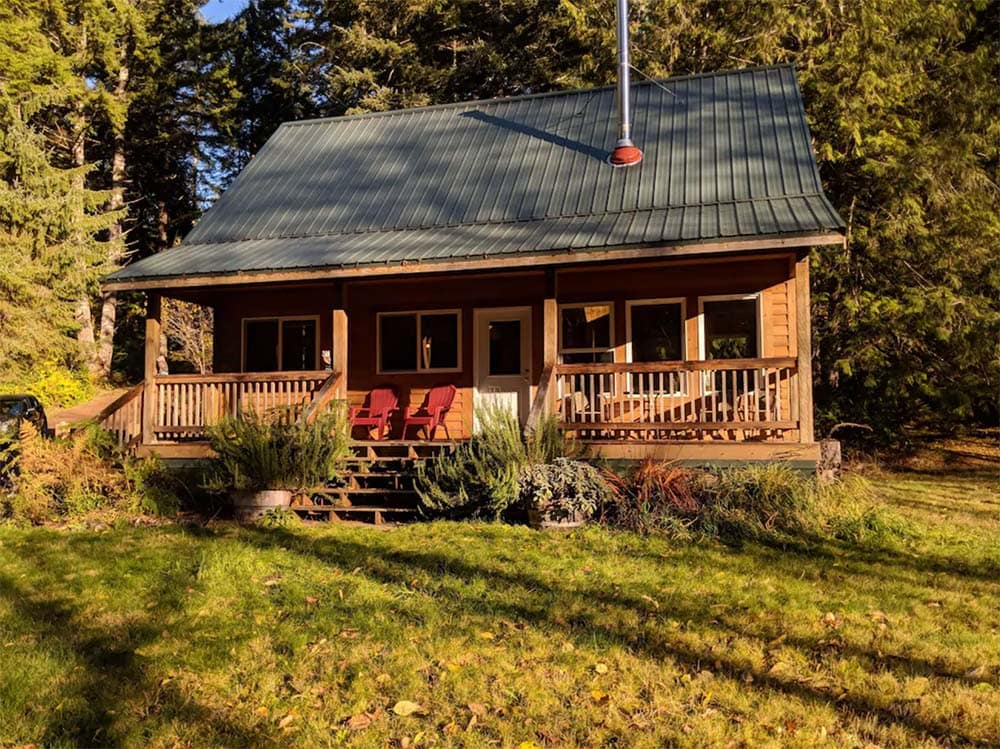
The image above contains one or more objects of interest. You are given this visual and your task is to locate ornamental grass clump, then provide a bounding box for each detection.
[207,407,351,492]
[600,459,702,537]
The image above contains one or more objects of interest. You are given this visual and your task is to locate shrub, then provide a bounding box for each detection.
[600,460,701,536]
[0,363,95,409]
[698,463,815,542]
[518,458,610,523]
[206,407,351,492]
[417,406,574,520]
[1,423,139,523]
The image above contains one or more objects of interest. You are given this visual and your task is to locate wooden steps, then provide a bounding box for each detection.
[292,440,456,525]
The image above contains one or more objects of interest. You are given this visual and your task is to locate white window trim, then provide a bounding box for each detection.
[241,315,321,372]
[376,309,463,375]
[696,293,764,360]
[557,301,616,362]
[625,297,687,395]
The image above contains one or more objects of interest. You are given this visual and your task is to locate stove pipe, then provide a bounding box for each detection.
[609,0,643,167]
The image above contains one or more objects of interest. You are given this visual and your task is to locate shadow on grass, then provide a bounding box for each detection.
[238,526,993,745]
[0,533,273,749]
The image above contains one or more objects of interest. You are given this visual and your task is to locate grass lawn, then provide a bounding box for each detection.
[0,468,997,748]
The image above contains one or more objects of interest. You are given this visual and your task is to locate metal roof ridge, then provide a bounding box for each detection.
[277,64,798,129]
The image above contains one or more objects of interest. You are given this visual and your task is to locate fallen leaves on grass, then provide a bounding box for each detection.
[392,700,424,717]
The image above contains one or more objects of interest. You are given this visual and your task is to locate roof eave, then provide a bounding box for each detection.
[102,230,845,294]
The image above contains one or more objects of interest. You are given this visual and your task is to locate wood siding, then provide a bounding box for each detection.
[207,253,801,440]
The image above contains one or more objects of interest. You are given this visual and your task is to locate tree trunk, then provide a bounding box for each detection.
[70,105,99,371]
[97,59,130,378]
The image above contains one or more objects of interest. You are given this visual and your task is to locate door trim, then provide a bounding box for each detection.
[473,306,533,426]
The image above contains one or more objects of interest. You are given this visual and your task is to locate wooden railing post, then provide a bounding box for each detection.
[795,255,815,442]
[142,293,161,446]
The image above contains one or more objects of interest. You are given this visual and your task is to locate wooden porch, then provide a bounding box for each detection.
[98,357,815,463]
[96,252,819,466]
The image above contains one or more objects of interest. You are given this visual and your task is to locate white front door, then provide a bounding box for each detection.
[474,307,532,430]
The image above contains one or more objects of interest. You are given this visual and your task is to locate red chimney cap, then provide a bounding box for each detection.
[609,144,643,167]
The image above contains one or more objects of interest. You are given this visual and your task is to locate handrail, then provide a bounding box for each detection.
[300,371,343,425]
[151,370,329,384]
[554,357,797,374]
[96,382,144,423]
[94,382,145,450]
[524,364,555,432]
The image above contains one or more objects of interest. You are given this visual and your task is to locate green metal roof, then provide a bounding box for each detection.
[108,64,843,285]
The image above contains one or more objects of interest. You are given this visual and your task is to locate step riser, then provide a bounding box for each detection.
[295,444,445,523]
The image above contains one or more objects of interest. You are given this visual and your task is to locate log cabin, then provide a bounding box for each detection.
[100,64,844,469]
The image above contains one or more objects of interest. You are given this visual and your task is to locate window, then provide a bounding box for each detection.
[242,317,318,372]
[377,310,461,373]
[627,299,685,363]
[699,296,761,360]
[559,303,614,364]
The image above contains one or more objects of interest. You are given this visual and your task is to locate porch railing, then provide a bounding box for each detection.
[554,357,799,440]
[152,371,333,442]
[97,383,145,449]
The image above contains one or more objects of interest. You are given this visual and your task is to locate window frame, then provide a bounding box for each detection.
[376,308,463,375]
[557,301,616,363]
[241,315,321,373]
[696,293,764,361]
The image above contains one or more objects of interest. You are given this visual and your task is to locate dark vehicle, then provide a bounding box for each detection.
[0,395,50,441]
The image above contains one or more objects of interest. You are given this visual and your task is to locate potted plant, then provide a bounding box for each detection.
[207,408,350,522]
[518,458,610,530]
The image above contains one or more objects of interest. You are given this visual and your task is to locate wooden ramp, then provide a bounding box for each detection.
[291,440,457,524]
[49,388,130,438]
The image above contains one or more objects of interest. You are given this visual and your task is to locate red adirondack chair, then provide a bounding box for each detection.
[402,384,456,440]
[349,387,399,440]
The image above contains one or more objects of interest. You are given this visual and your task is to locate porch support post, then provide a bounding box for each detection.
[142,292,161,446]
[794,256,815,442]
[543,269,558,413]
[332,283,348,399]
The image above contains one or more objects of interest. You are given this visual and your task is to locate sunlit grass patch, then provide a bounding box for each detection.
[0,472,997,747]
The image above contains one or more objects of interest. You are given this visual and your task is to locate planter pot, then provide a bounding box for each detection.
[231,489,293,523]
[527,507,588,530]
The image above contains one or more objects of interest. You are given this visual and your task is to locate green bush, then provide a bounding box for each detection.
[517,458,610,522]
[698,463,816,542]
[206,407,351,492]
[1,363,94,409]
[417,406,575,520]
[0,423,163,524]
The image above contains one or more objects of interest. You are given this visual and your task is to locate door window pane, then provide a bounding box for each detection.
[244,320,279,371]
[703,299,759,359]
[631,303,683,362]
[379,315,418,372]
[488,320,521,375]
[421,313,459,370]
[281,319,317,371]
